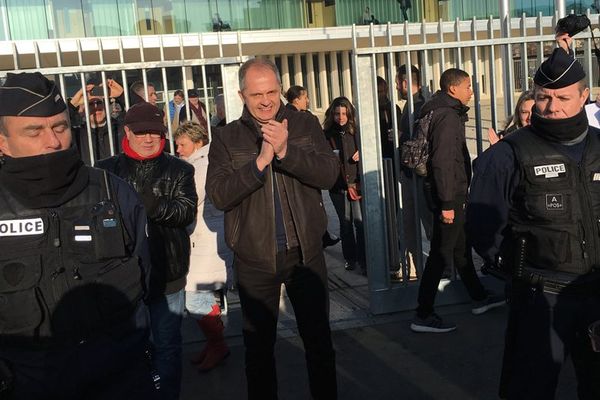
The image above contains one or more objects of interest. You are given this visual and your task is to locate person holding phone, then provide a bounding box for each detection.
[69,78,126,165]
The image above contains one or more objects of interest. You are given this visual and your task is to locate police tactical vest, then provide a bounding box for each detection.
[0,168,144,346]
[504,128,600,276]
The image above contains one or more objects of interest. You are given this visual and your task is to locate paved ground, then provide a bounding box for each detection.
[178,194,577,399]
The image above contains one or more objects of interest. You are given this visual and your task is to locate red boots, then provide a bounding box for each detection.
[191,304,230,372]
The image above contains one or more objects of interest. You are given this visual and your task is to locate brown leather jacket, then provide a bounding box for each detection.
[206,105,339,271]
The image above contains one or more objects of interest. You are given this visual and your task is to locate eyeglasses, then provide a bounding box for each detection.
[132,132,163,138]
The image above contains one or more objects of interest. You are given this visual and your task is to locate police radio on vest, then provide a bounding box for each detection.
[0,218,44,237]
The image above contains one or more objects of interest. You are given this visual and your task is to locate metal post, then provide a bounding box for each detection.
[555,0,566,18]
[499,0,514,121]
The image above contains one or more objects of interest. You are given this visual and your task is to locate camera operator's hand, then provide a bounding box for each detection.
[556,32,573,54]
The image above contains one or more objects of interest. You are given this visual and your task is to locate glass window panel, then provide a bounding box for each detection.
[6,0,49,40]
[217,0,250,32]
[51,0,85,38]
[117,0,137,36]
[184,0,214,33]
[83,0,121,37]
[150,0,175,34]
[0,4,8,41]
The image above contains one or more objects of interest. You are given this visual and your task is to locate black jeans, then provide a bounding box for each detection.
[236,249,337,400]
[329,191,365,267]
[416,200,486,318]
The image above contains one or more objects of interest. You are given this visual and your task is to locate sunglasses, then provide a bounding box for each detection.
[132,132,163,138]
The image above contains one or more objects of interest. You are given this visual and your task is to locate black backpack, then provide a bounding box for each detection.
[400,109,433,176]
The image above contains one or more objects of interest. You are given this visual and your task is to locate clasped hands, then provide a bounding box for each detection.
[256,119,288,171]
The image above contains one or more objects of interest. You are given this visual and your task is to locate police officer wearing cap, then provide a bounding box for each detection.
[467,33,600,399]
[0,72,158,399]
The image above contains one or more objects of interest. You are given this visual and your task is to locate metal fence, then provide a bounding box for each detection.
[3,13,600,313]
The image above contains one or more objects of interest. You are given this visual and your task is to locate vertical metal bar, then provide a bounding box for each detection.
[118,38,130,110]
[33,42,41,69]
[180,35,190,121]
[555,0,566,18]
[471,17,483,156]
[537,12,544,68]
[352,24,390,291]
[139,36,149,102]
[585,9,594,90]
[199,32,212,142]
[421,16,431,95]
[54,39,67,102]
[454,17,462,68]
[159,36,174,154]
[500,0,514,119]
[438,18,445,78]
[11,42,18,71]
[386,21,404,283]
[98,38,116,156]
[488,15,499,139]
[521,13,529,91]
[77,39,95,165]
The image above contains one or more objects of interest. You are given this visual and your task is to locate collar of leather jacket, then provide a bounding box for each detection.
[240,104,287,139]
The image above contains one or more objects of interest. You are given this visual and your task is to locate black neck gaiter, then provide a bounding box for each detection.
[0,147,89,209]
[531,108,588,143]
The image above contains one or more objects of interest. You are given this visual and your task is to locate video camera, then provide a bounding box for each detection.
[555,14,591,37]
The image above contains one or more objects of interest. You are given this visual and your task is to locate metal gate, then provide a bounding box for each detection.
[351,15,600,313]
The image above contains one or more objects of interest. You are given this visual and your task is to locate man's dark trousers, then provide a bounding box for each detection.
[504,288,600,399]
[236,248,337,400]
[416,198,486,317]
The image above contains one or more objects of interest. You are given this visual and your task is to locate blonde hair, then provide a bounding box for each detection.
[174,121,208,146]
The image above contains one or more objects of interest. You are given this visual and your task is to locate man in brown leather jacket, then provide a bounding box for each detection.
[207,58,339,400]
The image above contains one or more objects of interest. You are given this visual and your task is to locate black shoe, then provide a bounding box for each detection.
[322,233,341,248]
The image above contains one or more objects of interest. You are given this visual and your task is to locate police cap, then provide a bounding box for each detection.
[0,72,66,117]
[533,47,586,89]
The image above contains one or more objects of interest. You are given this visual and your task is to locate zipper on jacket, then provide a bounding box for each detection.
[280,175,306,264]
[579,156,600,270]
[49,210,68,302]
[273,173,290,250]
[269,166,277,271]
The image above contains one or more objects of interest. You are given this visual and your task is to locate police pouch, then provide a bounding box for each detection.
[91,200,127,260]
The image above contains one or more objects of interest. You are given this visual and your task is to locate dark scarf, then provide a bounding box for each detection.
[0,147,89,209]
[531,108,588,143]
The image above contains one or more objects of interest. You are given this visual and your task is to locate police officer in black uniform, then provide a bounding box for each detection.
[468,33,600,399]
[0,72,158,399]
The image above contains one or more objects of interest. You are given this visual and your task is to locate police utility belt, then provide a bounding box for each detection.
[482,237,600,295]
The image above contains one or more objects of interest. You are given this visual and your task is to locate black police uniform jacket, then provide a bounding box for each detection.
[97,152,197,296]
[0,167,150,346]
[206,105,339,271]
[503,127,600,278]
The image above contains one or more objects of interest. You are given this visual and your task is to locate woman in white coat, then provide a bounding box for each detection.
[174,121,232,372]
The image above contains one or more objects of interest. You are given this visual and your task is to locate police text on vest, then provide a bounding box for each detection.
[534,163,566,178]
[0,218,44,237]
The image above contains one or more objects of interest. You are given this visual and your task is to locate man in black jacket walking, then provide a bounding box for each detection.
[97,102,197,400]
[410,68,504,333]
[207,58,339,400]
